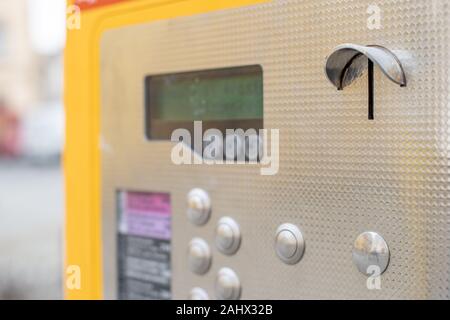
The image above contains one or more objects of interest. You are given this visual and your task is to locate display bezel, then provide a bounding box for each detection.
[144,65,264,141]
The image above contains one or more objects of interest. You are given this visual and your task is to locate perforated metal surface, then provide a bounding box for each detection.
[101,0,450,299]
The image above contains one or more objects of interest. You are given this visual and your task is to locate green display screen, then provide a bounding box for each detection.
[145,65,263,139]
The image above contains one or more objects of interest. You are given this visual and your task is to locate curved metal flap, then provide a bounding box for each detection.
[325,44,406,90]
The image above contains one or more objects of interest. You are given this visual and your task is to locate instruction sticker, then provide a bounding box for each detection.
[117,191,171,300]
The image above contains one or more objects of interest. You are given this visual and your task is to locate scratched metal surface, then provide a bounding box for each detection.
[101,0,450,299]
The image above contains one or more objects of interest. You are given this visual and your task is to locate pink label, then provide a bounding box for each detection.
[120,192,171,240]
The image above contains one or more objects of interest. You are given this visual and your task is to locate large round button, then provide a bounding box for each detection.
[187,188,211,225]
[189,287,209,300]
[275,223,305,265]
[352,231,390,276]
[215,217,241,255]
[215,268,241,300]
[188,238,211,275]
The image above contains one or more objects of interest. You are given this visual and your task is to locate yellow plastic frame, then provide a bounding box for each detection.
[64,0,268,300]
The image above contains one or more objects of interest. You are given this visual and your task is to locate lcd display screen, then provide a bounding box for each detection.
[145,65,263,139]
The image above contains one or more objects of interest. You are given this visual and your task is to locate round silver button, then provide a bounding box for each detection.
[276,230,297,258]
[187,188,211,225]
[188,238,211,275]
[215,268,241,300]
[189,287,209,300]
[275,223,305,265]
[215,217,241,255]
[352,231,390,276]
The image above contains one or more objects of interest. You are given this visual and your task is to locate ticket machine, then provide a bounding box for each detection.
[65,0,450,299]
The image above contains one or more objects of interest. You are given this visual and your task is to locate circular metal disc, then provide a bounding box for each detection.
[352,231,390,276]
[188,238,212,275]
[215,216,241,255]
[215,268,241,300]
[186,188,211,225]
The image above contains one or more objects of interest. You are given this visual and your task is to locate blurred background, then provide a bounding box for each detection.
[0,0,66,299]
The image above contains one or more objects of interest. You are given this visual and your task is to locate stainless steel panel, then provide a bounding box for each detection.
[101,0,450,299]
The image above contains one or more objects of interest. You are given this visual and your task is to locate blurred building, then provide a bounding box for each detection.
[0,0,65,300]
[0,0,64,159]
[0,0,40,115]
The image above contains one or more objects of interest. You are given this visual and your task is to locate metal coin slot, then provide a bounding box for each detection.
[325,43,407,120]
